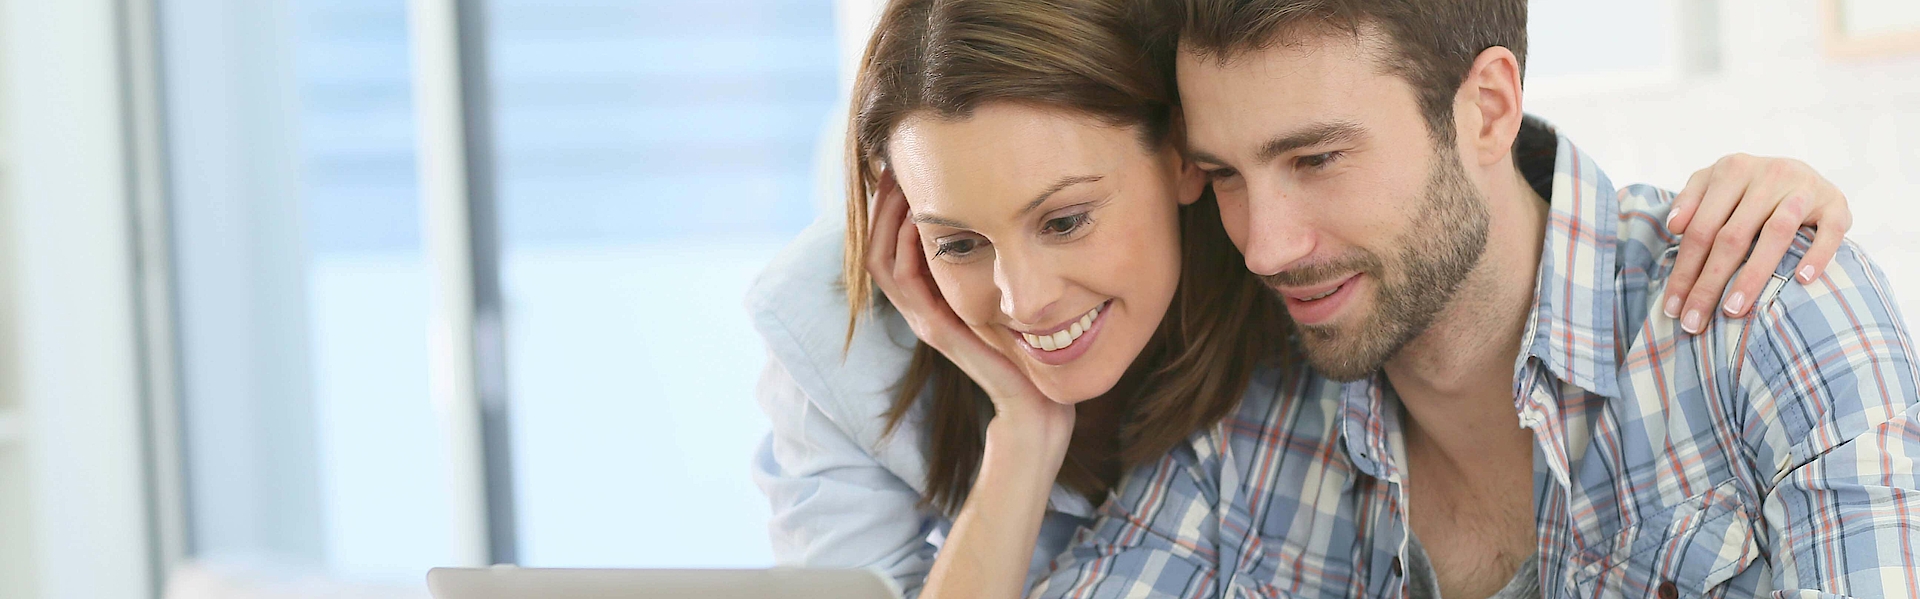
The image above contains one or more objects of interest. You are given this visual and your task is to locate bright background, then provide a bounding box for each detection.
[0,1,1915,598]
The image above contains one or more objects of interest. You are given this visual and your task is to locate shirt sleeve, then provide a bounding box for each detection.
[1028,444,1247,599]
[1735,239,1920,597]
[749,356,940,597]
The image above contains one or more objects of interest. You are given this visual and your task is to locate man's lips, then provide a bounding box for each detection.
[1275,273,1361,326]
[1274,274,1357,302]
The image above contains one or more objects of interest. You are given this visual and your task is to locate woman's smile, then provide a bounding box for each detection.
[1012,299,1111,366]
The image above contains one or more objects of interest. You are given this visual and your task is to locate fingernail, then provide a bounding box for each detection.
[1663,295,1682,318]
[1798,265,1816,282]
[1682,310,1704,334]
[1665,210,1679,232]
[1723,291,1745,316]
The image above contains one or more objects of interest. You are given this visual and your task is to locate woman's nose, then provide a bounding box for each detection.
[992,252,1067,327]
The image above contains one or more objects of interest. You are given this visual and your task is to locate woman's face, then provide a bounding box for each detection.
[888,103,1204,403]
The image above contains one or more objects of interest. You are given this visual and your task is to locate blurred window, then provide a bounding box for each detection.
[482,0,839,568]
[163,0,454,585]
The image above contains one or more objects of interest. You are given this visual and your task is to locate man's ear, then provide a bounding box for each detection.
[1176,155,1207,206]
[1169,112,1207,206]
[1455,46,1525,167]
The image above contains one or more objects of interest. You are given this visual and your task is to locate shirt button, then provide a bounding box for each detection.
[1658,580,1679,599]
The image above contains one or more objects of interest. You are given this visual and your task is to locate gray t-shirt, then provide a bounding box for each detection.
[1405,533,1539,599]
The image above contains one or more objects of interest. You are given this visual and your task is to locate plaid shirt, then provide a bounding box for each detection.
[1030,123,1920,599]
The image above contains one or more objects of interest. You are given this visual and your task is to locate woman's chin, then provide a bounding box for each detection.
[1030,369,1126,405]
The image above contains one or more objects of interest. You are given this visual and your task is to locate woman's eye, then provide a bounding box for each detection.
[933,237,986,262]
[1042,213,1090,236]
[937,239,977,255]
[1297,151,1342,170]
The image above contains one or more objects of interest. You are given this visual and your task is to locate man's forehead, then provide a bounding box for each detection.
[1175,21,1394,78]
[1179,41,1369,128]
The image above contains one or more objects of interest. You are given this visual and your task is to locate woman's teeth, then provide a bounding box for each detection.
[1022,304,1102,352]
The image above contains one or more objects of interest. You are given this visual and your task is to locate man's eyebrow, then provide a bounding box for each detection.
[1185,149,1228,167]
[1255,121,1367,163]
[1018,174,1104,216]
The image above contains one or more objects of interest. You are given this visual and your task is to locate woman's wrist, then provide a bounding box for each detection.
[981,413,1072,493]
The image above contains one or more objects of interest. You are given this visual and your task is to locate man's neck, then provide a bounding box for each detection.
[1389,155,1552,597]
[1385,157,1550,464]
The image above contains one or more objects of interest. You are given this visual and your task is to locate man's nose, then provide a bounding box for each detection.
[1239,187,1315,277]
[993,251,1066,327]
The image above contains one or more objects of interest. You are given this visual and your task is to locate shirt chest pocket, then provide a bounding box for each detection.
[1570,480,1763,599]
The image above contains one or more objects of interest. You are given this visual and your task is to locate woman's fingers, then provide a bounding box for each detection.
[864,172,910,301]
[1678,182,1785,331]
[1718,196,1807,318]
[1795,208,1849,284]
[890,199,940,325]
[1666,165,1712,235]
[1666,155,1855,330]
[1664,157,1752,322]
[1792,175,1853,284]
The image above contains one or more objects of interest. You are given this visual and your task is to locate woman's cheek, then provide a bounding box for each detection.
[926,263,997,329]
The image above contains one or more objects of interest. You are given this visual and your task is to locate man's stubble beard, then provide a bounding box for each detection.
[1267,146,1492,381]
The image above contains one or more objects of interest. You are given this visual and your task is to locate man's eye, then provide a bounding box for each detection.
[1204,167,1238,182]
[1297,151,1342,170]
[1042,213,1090,236]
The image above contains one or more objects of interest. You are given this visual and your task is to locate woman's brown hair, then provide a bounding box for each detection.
[842,0,1289,514]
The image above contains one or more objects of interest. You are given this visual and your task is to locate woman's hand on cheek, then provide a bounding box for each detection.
[864,170,1075,449]
[1662,154,1852,333]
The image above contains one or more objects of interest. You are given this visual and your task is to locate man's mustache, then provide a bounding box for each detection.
[1257,252,1383,289]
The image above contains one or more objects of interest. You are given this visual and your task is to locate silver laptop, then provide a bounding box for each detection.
[426,566,902,599]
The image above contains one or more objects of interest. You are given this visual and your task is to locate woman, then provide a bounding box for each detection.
[749,0,1854,597]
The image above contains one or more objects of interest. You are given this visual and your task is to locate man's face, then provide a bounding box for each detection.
[1177,30,1490,381]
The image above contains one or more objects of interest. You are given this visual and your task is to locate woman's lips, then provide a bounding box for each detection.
[1015,300,1110,366]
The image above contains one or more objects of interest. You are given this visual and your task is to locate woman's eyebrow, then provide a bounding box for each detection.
[910,212,970,229]
[1016,174,1104,217]
[910,174,1105,230]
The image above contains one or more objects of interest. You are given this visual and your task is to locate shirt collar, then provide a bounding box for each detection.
[1515,118,1623,401]
[1335,117,1625,480]
[1338,373,1403,482]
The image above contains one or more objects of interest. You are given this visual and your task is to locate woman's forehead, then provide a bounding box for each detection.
[890,105,1144,205]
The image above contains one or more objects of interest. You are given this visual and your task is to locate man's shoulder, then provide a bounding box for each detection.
[1611,183,1682,275]
[1734,234,1917,394]
[1694,233,1919,458]
[1200,359,1348,477]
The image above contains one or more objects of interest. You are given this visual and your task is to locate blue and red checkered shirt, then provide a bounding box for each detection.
[1030,122,1920,599]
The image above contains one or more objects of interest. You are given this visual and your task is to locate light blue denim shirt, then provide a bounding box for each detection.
[746,219,1097,598]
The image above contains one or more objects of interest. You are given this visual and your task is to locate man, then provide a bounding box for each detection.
[1032,1,1920,597]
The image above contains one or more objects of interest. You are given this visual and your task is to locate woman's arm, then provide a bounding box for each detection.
[751,357,939,595]
[922,419,1072,599]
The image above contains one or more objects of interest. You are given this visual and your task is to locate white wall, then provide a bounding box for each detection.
[1526,0,1920,321]
[0,0,157,597]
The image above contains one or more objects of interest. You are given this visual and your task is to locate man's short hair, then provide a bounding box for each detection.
[1176,0,1527,142]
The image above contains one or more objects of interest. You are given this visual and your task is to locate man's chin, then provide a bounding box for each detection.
[1297,328,1391,382]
